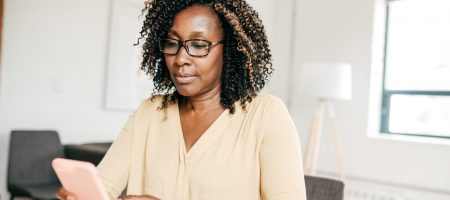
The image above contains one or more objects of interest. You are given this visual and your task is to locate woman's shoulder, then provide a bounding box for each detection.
[239,94,294,134]
[251,93,286,109]
[135,95,170,112]
[131,95,178,122]
[139,95,160,106]
[238,93,288,116]
[145,94,165,104]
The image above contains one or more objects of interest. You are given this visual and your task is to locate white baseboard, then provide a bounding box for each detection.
[315,172,450,200]
[346,178,450,200]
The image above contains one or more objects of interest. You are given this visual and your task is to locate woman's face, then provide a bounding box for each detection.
[164,4,224,98]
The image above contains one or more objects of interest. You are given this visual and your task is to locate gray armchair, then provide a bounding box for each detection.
[7,130,64,200]
[64,142,112,166]
[305,175,345,200]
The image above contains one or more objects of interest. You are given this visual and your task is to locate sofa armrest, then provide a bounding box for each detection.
[64,142,112,166]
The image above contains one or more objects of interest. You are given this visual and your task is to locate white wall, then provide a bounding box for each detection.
[0,0,294,198]
[290,0,450,195]
[246,0,295,102]
[0,0,133,198]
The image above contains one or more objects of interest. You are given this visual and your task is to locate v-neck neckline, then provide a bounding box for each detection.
[174,100,229,156]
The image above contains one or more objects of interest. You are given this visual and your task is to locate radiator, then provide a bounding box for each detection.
[344,178,450,200]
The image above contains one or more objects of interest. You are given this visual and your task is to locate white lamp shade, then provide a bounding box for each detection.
[299,63,352,100]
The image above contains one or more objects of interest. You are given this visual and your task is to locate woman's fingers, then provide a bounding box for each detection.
[56,187,76,200]
[57,188,159,200]
[56,187,67,199]
[122,195,160,200]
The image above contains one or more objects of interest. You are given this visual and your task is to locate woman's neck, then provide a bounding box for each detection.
[179,86,224,114]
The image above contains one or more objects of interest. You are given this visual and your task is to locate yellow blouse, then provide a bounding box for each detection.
[97,94,306,200]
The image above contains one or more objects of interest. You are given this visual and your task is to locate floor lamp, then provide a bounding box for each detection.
[300,63,352,182]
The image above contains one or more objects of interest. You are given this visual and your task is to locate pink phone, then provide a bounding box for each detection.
[52,158,109,200]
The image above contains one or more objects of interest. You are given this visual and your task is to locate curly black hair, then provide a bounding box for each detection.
[138,0,273,114]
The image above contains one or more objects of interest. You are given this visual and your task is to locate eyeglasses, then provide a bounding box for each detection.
[159,38,223,57]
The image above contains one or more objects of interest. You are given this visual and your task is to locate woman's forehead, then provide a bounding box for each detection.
[169,4,223,38]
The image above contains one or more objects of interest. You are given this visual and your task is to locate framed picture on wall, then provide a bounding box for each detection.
[105,0,154,111]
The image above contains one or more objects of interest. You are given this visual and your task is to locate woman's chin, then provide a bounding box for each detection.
[175,87,197,97]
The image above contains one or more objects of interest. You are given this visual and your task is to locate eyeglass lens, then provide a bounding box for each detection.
[160,39,210,57]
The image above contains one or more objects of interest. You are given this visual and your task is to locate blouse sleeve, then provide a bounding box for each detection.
[97,109,137,199]
[260,98,307,200]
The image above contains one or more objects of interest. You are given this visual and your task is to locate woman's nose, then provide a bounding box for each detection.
[174,46,192,67]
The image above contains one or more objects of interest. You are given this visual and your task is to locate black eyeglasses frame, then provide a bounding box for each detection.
[159,38,223,57]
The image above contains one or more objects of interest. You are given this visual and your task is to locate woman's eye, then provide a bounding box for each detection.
[190,41,208,49]
[166,41,178,48]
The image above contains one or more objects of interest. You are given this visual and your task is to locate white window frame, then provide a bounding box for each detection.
[367,0,450,144]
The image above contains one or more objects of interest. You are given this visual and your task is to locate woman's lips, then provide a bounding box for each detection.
[175,75,197,84]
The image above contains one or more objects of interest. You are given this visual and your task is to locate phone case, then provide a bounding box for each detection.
[52,158,109,200]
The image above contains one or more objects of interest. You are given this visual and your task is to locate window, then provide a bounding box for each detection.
[381,0,450,138]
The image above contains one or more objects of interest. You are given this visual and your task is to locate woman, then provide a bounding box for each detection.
[59,0,306,199]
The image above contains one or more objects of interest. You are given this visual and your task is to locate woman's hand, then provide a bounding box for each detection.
[122,195,160,200]
[57,187,160,200]
[56,187,76,200]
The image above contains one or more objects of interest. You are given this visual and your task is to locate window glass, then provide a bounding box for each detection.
[389,94,450,137]
[385,0,450,91]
